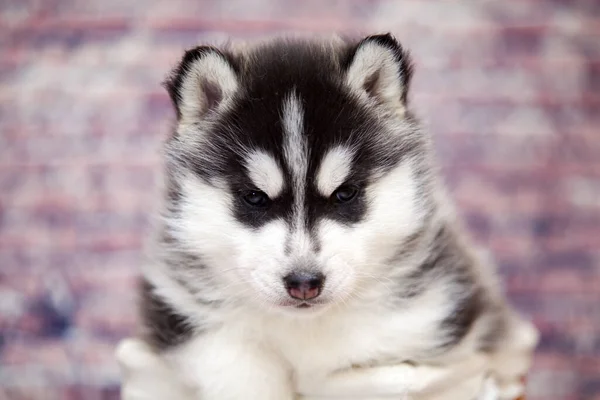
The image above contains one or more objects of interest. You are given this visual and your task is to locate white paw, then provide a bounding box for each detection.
[496,381,524,400]
[116,338,162,370]
[116,338,197,400]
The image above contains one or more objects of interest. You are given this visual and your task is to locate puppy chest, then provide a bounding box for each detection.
[269,311,443,374]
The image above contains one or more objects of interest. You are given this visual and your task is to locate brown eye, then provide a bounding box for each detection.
[332,185,359,204]
[243,190,271,208]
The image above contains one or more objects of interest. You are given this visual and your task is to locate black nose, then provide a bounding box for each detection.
[283,272,324,300]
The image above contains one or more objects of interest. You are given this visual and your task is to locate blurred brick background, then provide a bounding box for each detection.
[0,0,599,399]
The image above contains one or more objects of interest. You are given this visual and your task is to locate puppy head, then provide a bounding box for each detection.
[160,34,435,314]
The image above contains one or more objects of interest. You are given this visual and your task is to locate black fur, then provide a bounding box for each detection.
[139,280,195,350]
[398,226,455,299]
[397,224,486,350]
[477,306,510,353]
[438,283,484,349]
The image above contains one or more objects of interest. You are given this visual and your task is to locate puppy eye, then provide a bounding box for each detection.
[332,185,359,204]
[242,190,271,208]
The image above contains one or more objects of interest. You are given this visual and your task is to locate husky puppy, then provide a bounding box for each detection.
[122,34,537,400]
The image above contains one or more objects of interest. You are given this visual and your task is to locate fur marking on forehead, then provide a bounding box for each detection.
[316,146,355,196]
[282,90,308,227]
[244,150,285,198]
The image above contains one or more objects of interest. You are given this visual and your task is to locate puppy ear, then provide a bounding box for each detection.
[344,33,413,113]
[165,46,239,125]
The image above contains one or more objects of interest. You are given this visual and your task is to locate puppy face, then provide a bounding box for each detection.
[161,35,434,313]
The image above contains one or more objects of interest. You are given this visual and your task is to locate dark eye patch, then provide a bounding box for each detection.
[231,181,294,229]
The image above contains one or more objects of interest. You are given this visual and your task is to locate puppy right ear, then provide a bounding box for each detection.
[164,46,239,125]
[344,34,413,115]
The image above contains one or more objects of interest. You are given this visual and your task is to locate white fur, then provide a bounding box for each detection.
[316,146,354,196]
[309,160,426,308]
[164,289,487,400]
[244,150,285,198]
[170,329,293,400]
[164,172,291,308]
[282,90,308,228]
[118,337,507,400]
[152,158,463,399]
[156,304,533,400]
[280,90,317,270]
[117,339,197,400]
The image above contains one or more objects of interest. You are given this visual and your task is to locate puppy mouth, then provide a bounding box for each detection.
[278,299,328,309]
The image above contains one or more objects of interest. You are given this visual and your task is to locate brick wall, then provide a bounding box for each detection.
[0,0,598,399]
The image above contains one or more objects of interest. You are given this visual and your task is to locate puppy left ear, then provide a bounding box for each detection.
[164,46,239,126]
[344,33,413,113]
